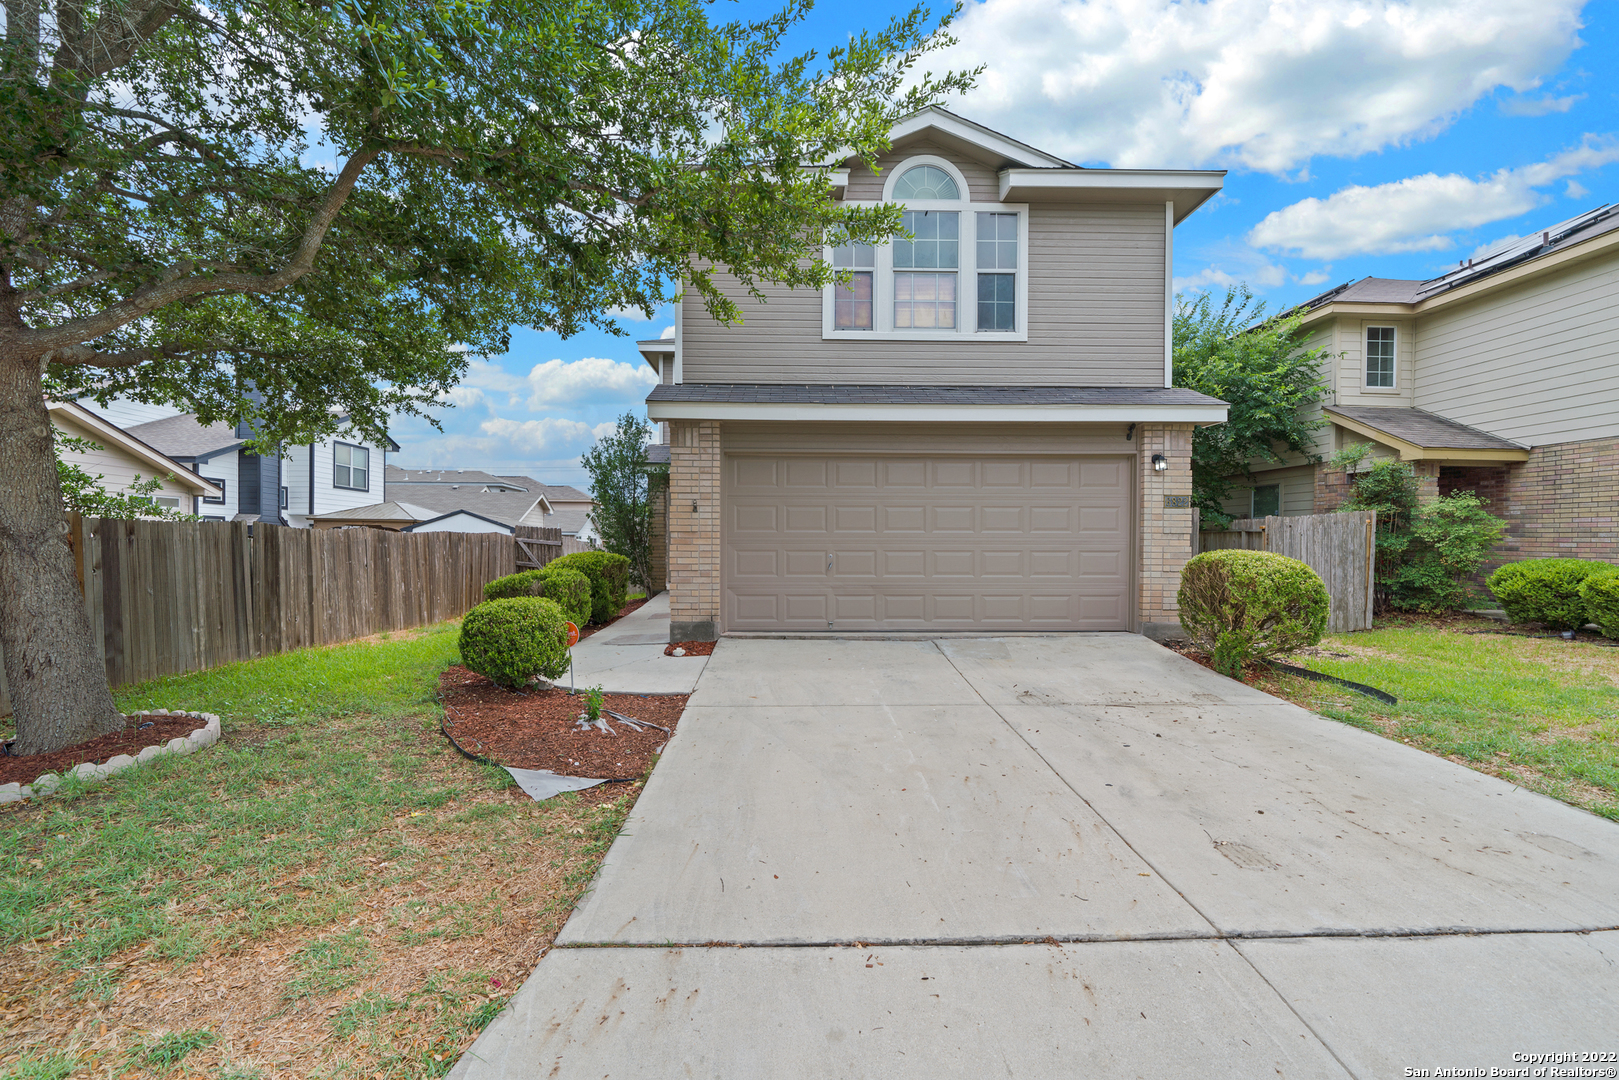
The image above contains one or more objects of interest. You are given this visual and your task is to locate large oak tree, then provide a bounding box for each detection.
[0,0,971,753]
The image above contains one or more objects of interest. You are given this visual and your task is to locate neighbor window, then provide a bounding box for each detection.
[334,443,369,490]
[891,164,959,201]
[201,478,226,504]
[1252,484,1281,518]
[279,486,289,509]
[153,496,181,510]
[831,241,874,329]
[1365,326,1396,388]
[893,210,958,328]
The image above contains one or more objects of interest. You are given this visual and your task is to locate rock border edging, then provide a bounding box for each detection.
[0,710,221,804]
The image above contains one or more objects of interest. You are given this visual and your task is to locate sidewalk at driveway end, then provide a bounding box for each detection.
[562,591,707,695]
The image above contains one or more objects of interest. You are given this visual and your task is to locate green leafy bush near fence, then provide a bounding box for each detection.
[483,569,544,601]
[1179,550,1329,678]
[1581,573,1619,640]
[458,597,570,687]
[546,551,630,623]
[1487,559,1619,632]
[534,566,592,629]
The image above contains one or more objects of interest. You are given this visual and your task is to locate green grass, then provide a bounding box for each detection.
[1,618,645,1077]
[1271,620,1619,820]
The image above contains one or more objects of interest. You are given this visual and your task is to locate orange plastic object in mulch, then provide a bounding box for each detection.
[564,622,580,648]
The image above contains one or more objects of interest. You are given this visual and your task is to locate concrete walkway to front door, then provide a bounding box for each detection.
[451,635,1619,1078]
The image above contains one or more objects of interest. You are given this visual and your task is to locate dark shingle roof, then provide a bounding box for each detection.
[645,444,670,464]
[1324,406,1526,451]
[126,413,241,459]
[645,384,1226,406]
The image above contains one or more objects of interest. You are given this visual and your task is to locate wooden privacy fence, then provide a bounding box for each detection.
[1200,512,1377,633]
[0,517,514,713]
[513,524,597,570]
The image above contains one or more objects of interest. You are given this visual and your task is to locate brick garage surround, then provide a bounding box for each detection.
[667,420,721,641]
[1137,423,1197,630]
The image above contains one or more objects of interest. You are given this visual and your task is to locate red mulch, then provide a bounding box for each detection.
[663,640,717,657]
[575,596,650,642]
[0,714,208,785]
[437,666,684,779]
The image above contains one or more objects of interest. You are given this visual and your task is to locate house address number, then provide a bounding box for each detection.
[1163,495,1193,508]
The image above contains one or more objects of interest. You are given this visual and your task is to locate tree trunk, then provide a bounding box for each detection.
[0,346,124,755]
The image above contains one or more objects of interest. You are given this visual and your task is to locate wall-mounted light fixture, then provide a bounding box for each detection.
[1151,454,1168,472]
[1124,423,1136,442]
[691,499,699,513]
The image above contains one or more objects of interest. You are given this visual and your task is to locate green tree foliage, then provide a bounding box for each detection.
[1177,550,1328,679]
[0,0,973,752]
[55,432,191,519]
[1329,445,1507,613]
[580,413,662,594]
[1173,286,1331,527]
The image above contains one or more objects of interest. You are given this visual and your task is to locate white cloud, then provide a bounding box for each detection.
[1296,270,1332,286]
[1499,92,1585,117]
[1566,179,1590,199]
[659,325,676,340]
[479,417,601,455]
[1246,136,1619,258]
[522,356,657,411]
[438,386,488,411]
[934,0,1585,172]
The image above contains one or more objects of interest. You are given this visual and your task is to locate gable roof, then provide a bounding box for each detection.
[50,401,222,497]
[401,509,514,534]
[311,500,440,524]
[385,465,532,490]
[126,412,242,460]
[1325,406,1530,461]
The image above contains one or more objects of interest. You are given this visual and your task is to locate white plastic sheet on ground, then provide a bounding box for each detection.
[503,767,608,802]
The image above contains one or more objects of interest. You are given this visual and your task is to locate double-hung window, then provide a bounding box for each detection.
[822,158,1026,340]
[334,442,369,490]
[1365,326,1396,388]
[893,210,958,328]
[832,241,874,330]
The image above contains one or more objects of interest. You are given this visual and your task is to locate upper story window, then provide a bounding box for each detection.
[1365,326,1397,388]
[823,156,1028,341]
[201,477,226,504]
[334,442,369,490]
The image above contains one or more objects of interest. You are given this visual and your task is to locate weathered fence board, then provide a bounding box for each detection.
[0,520,514,713]
[1200,512,1376,633]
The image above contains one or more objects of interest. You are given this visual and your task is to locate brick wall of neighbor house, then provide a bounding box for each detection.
[1138,423,1196,627]
[648,476,668,594]
[1475,438,1619,570]
[668,420,721,641]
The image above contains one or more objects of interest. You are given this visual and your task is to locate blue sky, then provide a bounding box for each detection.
[392,0,1618,486]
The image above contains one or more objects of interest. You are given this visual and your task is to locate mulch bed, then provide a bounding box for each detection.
[437,666,684,779]
[663,640,717,657]
[0,714,208,785]
[575,596,650,642]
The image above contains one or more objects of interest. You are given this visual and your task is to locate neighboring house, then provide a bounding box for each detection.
[51,400,220,512]
[643,107,1229,640]
[124,409,398,526]
[372,466,597,539]
[1226,203,1619,570]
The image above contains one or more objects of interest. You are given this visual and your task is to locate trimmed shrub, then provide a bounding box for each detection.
[546,551,630,623]
[483,569,545,602]
[459,597,570,688]
[1487,559,1619,631]
[1580,572,1619,640]
[1178,550,1329,679]
[535,565,592,629]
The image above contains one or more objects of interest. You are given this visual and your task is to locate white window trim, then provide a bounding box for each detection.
[333,441,371,491]
[822,154,1030,343]
[1363,324,1400,392]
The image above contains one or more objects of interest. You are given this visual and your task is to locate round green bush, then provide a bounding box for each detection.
[483,569,545,602]
[1178,550,1329,679]
[1486,558,1618,631]
[458,597,570,688]
[1577,569,1619,639]
[546,550,630,623]
[535,565,592,629]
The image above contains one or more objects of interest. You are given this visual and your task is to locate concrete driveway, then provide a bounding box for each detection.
[452,635,1619,1079]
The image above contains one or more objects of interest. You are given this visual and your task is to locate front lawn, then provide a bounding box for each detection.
[1255,615,1619,821]
[1,622,643,1079]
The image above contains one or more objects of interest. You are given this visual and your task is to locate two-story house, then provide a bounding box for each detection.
[98,400,398,525]
[643,108,1229,641]
[1226,203,1618,571]
[52,400,220,512]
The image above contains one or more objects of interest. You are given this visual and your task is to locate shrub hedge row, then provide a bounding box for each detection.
[546,551,630,624]
[458,596,571,688]
[1486,558,1619,633]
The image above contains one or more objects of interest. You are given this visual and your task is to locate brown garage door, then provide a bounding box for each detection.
[724,454,1132,632]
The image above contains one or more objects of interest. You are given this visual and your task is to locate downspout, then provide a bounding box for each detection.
[308,442,315,520]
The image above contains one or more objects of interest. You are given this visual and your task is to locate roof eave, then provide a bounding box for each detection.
[1324,409,1530,462]
[647,400,1229,424]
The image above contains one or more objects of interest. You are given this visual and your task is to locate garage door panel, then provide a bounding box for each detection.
[725,453,1132,632]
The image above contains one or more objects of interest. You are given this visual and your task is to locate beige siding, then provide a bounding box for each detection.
[1225,463,1317,518]
[682,202,1167,385]
[1333,316,1416,407]
[843,138,1003,203]
[53,413,197,508]
[1414,253,1619,445]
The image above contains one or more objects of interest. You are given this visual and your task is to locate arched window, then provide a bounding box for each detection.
[892,165,960,201]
